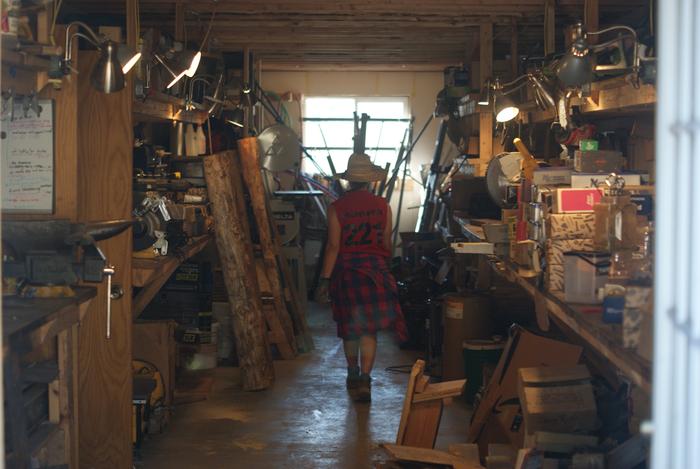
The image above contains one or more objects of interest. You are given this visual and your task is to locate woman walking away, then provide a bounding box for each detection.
[315,153,408,403]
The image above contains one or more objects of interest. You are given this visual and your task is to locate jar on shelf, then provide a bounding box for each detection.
[593,174,639,252]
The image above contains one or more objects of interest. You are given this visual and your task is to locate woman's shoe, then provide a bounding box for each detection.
[355,373,371,402]
[346,367,361,390]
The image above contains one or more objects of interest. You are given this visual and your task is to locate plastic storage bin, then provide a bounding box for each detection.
[563,251,611,304]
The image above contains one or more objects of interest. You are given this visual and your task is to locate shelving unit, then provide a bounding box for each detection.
[456,218,652,394]
[132,234,212,319]
[3,287,97,468]
[133,91,208,125]
[524,77,657,124]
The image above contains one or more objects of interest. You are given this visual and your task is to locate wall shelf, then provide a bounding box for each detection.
[133,91,208,125]
[525,77,656,124]
[455,217,652,394]
[132,234,212,319]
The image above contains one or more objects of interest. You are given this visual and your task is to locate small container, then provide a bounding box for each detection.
[564,251,611,304]
[462,338,505,403]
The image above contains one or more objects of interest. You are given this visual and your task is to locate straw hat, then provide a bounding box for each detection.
[339,153,387,182]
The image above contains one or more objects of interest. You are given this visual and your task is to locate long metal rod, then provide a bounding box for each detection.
[392,120,414,251]
[302,117,412,122]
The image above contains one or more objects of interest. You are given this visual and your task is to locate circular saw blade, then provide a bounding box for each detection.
[258,124,302,172]
[485,152,523,208]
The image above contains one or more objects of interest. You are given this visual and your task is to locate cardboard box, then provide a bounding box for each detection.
[451,242,494,255]
[483,223,510,244]
[545,264,565,292]
[574,150,623,173]
[523,431,598,453]
[546,213,596,240]
[533,167,572,185]
[555,188,603,213]
[518,366,597,434]
[545,238,594,266]
[571,173,642,189]
[467,327,583,457]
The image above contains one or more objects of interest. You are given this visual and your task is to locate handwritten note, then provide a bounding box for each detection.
[1,99,54,213]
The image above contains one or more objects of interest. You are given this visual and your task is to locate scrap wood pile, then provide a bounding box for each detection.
[381,329,650,468]
[203,141,313,391]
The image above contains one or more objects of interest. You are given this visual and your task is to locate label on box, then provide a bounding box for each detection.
[555,188,602,213]
[603,295,625,324]
[444,298,464,319]
[571,173,642,189]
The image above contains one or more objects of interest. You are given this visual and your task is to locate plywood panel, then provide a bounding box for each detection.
[76,51,133,469]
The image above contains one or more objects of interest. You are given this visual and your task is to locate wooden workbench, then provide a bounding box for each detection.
[132,234,212,319]
[3,287,96,468]
[454,217,652,394]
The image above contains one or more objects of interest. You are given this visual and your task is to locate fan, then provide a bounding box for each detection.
[485,152,523,208]
[257,124,302,172]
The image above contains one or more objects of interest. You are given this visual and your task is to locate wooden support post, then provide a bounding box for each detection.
[585,0,599,44]
[479,22,493,176]
[127,0,138,49]
[243,46,251,136]
[237,138,300,353]
[203,151,275,391]
[510,20,519,79]
[174,2,185,43]
[544,0,555,56]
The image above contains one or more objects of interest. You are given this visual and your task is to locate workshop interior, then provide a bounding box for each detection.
[0,1,696,468]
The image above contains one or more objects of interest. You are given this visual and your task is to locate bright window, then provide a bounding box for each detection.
[302,97,410,176]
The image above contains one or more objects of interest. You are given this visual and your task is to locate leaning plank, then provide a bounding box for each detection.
[237,137,298,355]
[413,379,467,403]
[396,359,425,444]
[382,444,484,469]
[203,151,274,391]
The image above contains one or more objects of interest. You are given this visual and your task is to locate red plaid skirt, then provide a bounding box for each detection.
[329,253,408,341]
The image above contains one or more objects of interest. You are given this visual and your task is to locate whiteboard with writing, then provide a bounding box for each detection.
[1,99,54,213]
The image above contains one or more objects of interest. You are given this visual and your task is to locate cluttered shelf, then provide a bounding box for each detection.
[133,91,208,125]
[454,217,651,394]
[525,77,656,124]
[3,286,96,345]
[132,234,212,319]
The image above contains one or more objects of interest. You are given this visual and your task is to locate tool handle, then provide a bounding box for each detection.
[513,138,535,160]
[103,265,115,339]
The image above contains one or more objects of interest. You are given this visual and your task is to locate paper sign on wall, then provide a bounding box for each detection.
[1,99,55,213]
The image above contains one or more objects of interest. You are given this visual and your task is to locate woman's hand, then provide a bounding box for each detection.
[314,277,331,304]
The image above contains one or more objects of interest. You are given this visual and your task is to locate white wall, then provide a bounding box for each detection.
[262,70,455,234]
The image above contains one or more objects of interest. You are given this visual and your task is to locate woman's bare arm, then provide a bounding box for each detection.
[320,205,341,278]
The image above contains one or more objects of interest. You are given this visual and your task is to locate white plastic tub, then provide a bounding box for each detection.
[563,251,611,304]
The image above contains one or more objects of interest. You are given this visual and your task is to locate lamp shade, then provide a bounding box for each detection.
[179,50,202,78]
[91,40,125,93]
[117,45,142,74]
[557,39,594,87]
[495,93,519,122]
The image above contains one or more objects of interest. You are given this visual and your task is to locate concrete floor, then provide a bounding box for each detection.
[139,304,471,468]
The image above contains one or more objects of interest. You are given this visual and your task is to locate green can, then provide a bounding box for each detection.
[462,338,506,403]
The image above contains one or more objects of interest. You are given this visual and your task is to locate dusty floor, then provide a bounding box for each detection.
[139,304,471,468]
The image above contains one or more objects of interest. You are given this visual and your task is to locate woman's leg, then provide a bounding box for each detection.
[343,339,359,369]
[359,335,377,375]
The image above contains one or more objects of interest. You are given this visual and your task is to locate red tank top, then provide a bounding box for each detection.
[332,190,389,258]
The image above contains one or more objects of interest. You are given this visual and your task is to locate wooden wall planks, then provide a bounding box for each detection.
[76,52,133,469]
[3,25,78,221]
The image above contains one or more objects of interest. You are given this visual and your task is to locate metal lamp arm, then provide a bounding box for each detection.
[64,21,104,63]
[153,54,178,78]
[589,25,639,70]
[499,73,532,89]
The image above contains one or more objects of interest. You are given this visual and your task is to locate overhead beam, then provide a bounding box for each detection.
[585,0,599,44]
